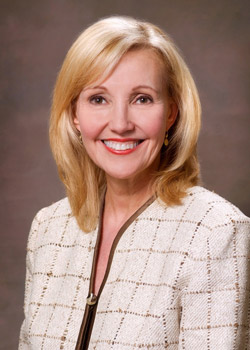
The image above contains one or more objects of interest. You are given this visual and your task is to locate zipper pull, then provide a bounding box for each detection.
[86,293,97,306]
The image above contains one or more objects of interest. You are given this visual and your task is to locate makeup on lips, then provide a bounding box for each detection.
[101,138,144,155]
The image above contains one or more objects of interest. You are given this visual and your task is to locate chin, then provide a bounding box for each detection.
[104,166,152,182]
[106,172,138,181]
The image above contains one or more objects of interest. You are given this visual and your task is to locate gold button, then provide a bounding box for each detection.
[86,293,97,305]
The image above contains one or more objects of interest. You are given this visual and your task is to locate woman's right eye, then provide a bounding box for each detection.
[89,95,106,104]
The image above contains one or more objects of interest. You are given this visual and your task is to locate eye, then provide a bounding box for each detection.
[135,95,153,104]
[89,95,107,105]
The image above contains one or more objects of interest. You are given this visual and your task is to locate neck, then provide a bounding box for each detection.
[104,175,155,223]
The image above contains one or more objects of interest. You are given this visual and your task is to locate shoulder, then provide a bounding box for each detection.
[154,186,249,257]
[182,186,250,258]
[151,185,249,226]
[27,197,75,252]
[177,185,248,227]
[187,185,245,212]
[34,197,72,223]
[155,185,249,223]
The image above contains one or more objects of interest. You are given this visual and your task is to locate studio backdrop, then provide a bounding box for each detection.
[1,1,249,349]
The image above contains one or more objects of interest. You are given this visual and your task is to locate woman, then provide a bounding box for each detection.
[19,16,249,349]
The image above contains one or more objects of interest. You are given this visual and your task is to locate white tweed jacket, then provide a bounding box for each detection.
[19,186,250,349]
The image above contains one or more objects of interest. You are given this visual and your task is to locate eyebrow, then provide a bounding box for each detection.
[83,85,107,91]
[132,85,159,93]
[84,84,160,94]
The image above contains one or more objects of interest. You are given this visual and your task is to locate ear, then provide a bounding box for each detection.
[166,102,178,131]
[73,107,81,132]
[73,116,81,132]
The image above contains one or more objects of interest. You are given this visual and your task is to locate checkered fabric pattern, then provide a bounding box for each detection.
[19,186,250,349]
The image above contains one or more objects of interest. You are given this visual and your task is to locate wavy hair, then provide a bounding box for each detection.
[49,16,201,232]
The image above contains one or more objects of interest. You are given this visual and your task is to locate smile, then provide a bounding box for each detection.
[103,140,140,150]
[101,139,144,154]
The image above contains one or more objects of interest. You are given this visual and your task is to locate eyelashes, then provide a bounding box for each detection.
[89,95,107,104]
[88,94,153,105]
[135,95,153,104]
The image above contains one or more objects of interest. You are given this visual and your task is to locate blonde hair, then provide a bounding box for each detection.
[50,16,201,232]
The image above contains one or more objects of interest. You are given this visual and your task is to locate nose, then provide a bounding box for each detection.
[109,101,135,134]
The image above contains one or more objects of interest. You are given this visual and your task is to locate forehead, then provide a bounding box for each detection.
[86,48,166,90]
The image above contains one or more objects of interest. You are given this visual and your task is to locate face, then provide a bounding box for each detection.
[74,49,177,184]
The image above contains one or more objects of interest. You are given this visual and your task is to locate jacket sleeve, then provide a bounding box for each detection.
[18,210,43,349]
[179,216,250,349]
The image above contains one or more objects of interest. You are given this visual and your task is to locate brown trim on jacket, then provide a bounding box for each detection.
[75,194,156,350]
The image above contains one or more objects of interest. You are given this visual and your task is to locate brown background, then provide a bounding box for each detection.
[1,0,249,348]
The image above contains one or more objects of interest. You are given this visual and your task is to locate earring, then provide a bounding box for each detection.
[164,132,169,146]
[78,132,82,143]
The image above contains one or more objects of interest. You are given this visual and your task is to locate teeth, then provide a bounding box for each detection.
[103,141,140,151]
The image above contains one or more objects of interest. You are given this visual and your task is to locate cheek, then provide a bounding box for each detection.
[141,109,166,140]
[79,120,98,140]
[76,108,104,140]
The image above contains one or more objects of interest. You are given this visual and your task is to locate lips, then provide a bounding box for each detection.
[101,138,144,154]
[103,140,140,151]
